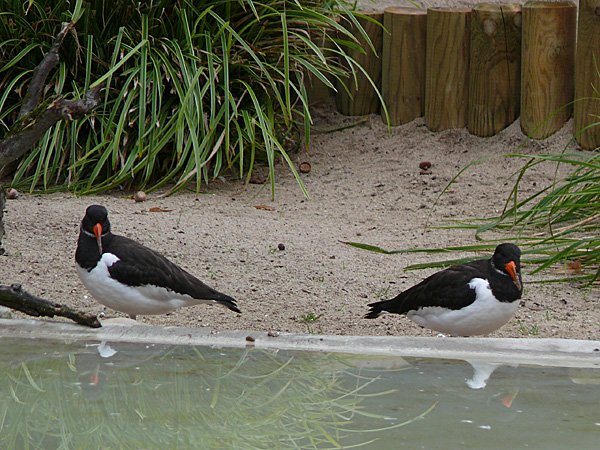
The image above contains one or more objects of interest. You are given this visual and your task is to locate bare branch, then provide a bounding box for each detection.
[18,21,75,119]
[0,84,103,168]
[0,284,102,328]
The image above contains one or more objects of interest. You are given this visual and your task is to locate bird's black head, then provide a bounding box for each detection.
[81,205,111,254]
[491,243,522,292]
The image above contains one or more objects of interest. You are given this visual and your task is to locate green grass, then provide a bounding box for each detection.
[0,0,381,198]
[344,149,600,284]
[300,311,323,334]
[517,319,539,336]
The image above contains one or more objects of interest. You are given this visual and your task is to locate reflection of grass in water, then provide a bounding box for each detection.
[0,341,436,449]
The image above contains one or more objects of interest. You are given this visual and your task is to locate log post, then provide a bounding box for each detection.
[425,8,472,132]
[306,73,332,105]
[574,0,600,150]
[335,12,384,116]
[306,31,335,105]
[381,7,427,126]
[0,187,4,255]
[521,1,577,139]
[468,4,522,137]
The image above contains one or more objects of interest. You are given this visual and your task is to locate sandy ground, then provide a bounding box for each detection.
[1,99,599,340]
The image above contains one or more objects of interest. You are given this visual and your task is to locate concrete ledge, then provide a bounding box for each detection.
[1,318,599,368]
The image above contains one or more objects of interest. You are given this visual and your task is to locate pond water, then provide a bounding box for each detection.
[0,338,598,449]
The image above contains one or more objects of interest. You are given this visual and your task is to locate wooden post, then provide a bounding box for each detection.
[381,7,427,126]
[521,1,577,139]
[468,4,522,137]
[425,8,471,132]
[306,75,331,105]
[0,187,4,254]
[574,0,600,150]
[306,31,335,105]
[335,12,384,116]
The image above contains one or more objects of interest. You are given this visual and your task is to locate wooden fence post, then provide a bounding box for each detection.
[381,7,427,126]
[468,4,522,137]
[521,1,576,139]
[425,8,472,132]
[574,0,600,149]
[335,12,384,116]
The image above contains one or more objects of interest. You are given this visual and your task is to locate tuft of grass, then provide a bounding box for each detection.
[374,284,391,299]
[343,150,600,284]
[300,311,323,334]
[517,319,539,336]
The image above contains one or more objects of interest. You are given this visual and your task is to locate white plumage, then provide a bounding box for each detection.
[76,252,213,316]
[407,278,519,336]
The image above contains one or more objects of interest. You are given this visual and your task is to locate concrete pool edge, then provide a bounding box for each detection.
[1,318,599,368]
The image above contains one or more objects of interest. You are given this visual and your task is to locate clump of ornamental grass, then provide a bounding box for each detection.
[345,148,600,283]
[0,0,377,197]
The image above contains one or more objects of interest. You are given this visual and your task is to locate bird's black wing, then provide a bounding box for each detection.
[106,235,240,312]
[366,260,488,318]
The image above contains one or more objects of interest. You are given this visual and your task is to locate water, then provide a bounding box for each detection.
[0,338,598,449]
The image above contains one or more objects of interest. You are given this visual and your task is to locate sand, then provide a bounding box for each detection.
[0,99,598,339]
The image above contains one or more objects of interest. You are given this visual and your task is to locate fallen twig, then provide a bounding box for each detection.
[0,284,101,328]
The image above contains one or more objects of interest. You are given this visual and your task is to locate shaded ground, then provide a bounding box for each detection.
[1,99,598,339]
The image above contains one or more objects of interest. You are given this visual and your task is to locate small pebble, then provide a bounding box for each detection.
[299,162,311,173]
[278,243,285,251]
[249,175,266,184]
[6,188,19,199]
[134,191,147,202]
[0,306,12,319]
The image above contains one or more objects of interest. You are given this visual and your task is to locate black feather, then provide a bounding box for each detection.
[75,205,240,314]
[365,243,522,319]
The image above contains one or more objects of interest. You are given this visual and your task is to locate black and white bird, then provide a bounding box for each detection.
[75,205,241,319]
[365,243,523,336]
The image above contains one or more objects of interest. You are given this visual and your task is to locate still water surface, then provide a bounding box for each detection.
[0,338,598,449]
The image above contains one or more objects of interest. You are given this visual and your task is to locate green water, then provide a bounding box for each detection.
[0,338,598,449]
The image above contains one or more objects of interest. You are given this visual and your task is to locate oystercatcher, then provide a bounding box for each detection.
[365,243,522,336]
[75,205,241,319]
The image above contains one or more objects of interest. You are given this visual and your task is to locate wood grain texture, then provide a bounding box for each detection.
[574,0,600,150]
[306,31,335,105]
[0,187,4,254]
[381,7,427,126]
[521,1,576,139]
[335,12,384,116]
[468,4,522,137]
[425,8,472,132]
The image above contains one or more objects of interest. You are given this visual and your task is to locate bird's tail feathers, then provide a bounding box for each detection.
[365,300,387,319]
[217,297,241,314]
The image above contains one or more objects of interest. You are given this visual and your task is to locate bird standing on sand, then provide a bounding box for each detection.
[75,205,241,319]
[365,243,522,336]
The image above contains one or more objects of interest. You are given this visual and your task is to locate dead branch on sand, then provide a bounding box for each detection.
[0,284,101,328]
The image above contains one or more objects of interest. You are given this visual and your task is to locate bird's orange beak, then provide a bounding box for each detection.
[505,261,521,291]
[93,223,103,255]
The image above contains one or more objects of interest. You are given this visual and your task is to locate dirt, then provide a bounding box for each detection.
[1,99,598,340]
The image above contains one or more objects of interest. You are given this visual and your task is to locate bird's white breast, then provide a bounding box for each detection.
[407,278,519,336]
[76,253,204,315]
